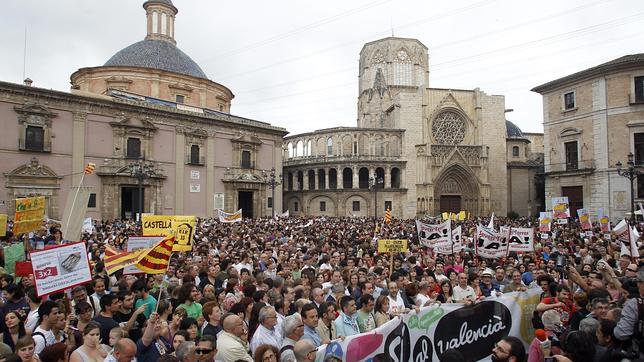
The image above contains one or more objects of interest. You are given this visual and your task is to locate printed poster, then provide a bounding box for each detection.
[538,212,551,232]
[416,220,451,247]
[577,208,592,230]
[508,227,534,252]
[13,196,46,235]
[598,209,610,233]
[475,225,509,259]
[3,243,25,275]
[551,197,570,219]
[434,225,463,255]
[377,239,408,253]
[30,242,92,296]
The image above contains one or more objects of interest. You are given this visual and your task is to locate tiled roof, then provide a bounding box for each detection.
[104,39,208,79]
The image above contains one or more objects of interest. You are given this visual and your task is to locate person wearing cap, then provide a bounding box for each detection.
[480,268,502,297]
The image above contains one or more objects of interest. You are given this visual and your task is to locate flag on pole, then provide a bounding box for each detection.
[135,235,175,274]
[84,163,96,175]
[384,208,392,224]
[103,249,148,275]
[488,212,495,229]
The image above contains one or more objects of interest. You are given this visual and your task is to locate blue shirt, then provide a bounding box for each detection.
[302,325,322,347]
[333,312,359,338]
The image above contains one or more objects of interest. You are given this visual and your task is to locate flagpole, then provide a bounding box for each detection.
[63,172,85,237]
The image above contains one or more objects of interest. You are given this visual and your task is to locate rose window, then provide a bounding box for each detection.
[432,111,466,145]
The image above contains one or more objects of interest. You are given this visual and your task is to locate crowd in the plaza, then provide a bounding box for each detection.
[0,214,641,362]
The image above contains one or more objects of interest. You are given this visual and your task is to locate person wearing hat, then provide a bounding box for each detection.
[480,268,502,297]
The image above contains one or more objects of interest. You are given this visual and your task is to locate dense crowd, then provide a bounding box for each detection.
[0,214,641,362]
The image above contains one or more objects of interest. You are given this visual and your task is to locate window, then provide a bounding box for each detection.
[88,193,97,208]
[267,197,273,208]
[190,145,201,164]
[353,141,358,155]
[294,202,299,212]
[352,201,360,212]
[176,95,185,104]
[635,133,644,165]
[636,76,644,103]
[385,201,392,211]
[126,137,141,159]
[512,146,519,157]
[241,150,251,168]
[563,91,576,110]
[327,138,333,156]
[565,141,578,170]
[320,201,326,212]
[25,126,45,151]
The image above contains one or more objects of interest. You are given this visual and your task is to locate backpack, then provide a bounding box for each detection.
[280,345,294,354]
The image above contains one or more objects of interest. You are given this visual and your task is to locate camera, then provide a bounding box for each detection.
[556,254,567,268]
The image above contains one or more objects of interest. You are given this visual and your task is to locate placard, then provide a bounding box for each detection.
[0,214,7,236]
[416,220,451,247]
[30,242,92,296]
[508,227,534,252]
[13,196,45,235]
[190,170,200,180]
[3,243,25,275]
[377,239,408,253]
[475,225,509,259]
[142,215,195,252]
[551,197,570,219]
[123,236,165,274]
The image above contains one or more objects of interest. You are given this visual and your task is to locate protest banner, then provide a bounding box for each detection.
[416,220,451,247]
[13,196,45,234]
[30,242,92,296]
[538,212,552,232]
[598,209,610,233]
[577,208,592,230]
[218,209,242,223]
[475,225,509,259]
[3,243,25,275]
[82,218,94,234]
[123,236,165,274]
[377,239,408,253]
[0,214,6,236]
[142,215,195,251]
[315,288,542,361]
[625,226,640,258]
[508,227,534,252]
[435,225,463,255]
[551,197,570,219]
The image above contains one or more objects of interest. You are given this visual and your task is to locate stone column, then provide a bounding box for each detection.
[175,128,185,214]
[313,169,318,190]
[324,168,329,190]
[303,170,309,191]
[384,166,390,189]
[206,131,216,217]
[352,166,359,189]
[338,168,344,190]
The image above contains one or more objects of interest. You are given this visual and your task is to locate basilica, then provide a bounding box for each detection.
[283,37,544,219]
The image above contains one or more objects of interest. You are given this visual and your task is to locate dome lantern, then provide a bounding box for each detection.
[143,0,178,45]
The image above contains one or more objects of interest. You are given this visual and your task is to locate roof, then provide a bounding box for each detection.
[532,54,644,93]
[104,39,208,79]
[143,0,177,13]
[506,120,524,138]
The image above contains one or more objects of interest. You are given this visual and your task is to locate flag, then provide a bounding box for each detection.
[613,219,631,256]
[488,212,495,229]
[416,219,451,247]
[457,211,466,221]
[135,235,175,274]
[84,163,96,175]
[104,246,119,258]
[103,249,147,275]
[475,224,509,259]
[384,209,391,224]
[626,226,640,257]
[218,209,242,223]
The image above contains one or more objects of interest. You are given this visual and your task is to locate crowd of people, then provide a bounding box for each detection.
[0,214,641,362]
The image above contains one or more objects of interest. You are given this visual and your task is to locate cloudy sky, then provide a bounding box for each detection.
[2,0,643,135]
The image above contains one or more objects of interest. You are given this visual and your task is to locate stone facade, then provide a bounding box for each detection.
[284,37,543,219]
[0,0,287,221]
[532,54,644,221]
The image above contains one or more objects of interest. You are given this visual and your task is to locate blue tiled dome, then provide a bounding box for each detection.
[104,39,208,79]
[506,120,524,138]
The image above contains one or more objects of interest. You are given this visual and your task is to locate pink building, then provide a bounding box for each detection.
[0,0,286,221]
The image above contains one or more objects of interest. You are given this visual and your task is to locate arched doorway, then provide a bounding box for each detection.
[434,164,480,215]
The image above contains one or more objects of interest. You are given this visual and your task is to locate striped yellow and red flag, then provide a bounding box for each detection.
[135,235,175,274]
[384,208,392,225]
[104,245,119,258]
[84,163,96,175]
[103,249,147,275]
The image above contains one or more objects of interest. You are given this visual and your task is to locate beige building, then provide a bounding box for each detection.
[532,54,644,220]
[283,37,543,219]
[0,0,287,221]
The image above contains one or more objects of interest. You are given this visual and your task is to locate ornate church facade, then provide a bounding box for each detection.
[283,37,543,219]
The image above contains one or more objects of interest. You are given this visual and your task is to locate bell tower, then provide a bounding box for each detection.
[143,0,178,45]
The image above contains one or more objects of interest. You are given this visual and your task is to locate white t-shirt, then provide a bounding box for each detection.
[33,326,57,354]
[452,285,476,302]
[25,309,39,333]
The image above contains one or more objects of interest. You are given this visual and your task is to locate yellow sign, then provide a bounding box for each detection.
[142,215,195,252]
[13,196,45,234]
[0,214,7,237]
[377,239,408,253]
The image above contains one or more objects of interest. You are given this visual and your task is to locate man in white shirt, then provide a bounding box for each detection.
[33,300,61,354]
[386,282,406,315]
[250,306,283,355]
[234,253,254,274]
[452,273,476,304]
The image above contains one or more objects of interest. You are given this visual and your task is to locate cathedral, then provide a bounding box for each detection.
[283,37,544,219]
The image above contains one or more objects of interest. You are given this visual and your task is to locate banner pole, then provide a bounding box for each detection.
[389,252,394,277]
[63,173,85,238]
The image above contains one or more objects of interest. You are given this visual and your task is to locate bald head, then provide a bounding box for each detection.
[294,339,316,361]
[113,338,137,362]
[222,313,239,332]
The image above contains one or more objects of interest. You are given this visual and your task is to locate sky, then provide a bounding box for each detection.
[2,0,643,136]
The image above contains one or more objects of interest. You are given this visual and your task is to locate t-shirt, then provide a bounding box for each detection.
[136,338,166,362]
[93,314,120,345]
[114,309,146,342]
[32,326,56,354]
[177,302,203,320]
[135,295,157,319]
[541,297,577,326]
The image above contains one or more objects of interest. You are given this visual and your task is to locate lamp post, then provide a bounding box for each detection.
[369,172,383,218]
[264,168,282,218]
[616,152,642,225]
[126,159,156,222]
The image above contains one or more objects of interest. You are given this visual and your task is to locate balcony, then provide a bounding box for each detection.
[545,159,595,175]
[283,154,402,167]
[185,154,205,166]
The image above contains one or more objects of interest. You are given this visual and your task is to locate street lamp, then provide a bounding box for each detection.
[369,172,383,218]
[126,159,156,222]
[264,168,282,217]
[616,152,643,225]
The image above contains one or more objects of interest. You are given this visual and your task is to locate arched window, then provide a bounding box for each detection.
[327,137,333,156]
[296,140,304,157]
[512,146,519,157]
[306,140,312,156]
[342,168,353,189]
[287,142,294,159]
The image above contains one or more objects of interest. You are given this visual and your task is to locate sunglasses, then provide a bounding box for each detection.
[195,348,214,355]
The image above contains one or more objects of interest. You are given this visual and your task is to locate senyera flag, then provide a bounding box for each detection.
[135,235,175,274]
